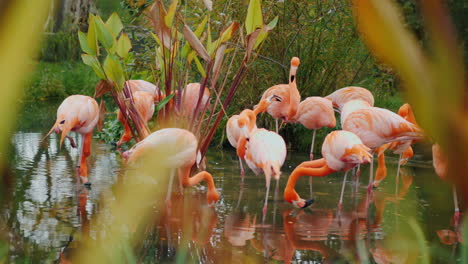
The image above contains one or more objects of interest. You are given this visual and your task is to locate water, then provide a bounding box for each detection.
[3,101,462,263]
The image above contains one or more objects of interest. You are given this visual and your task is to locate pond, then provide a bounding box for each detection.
[3,100,462,263]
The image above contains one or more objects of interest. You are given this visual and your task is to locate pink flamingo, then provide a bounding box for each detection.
[116,91,155,146]
[236,109,287,216]
[180,83,210,118]
[226,96,279,177]
[123,128,220,205]
[256,57,301,132]
[325,86,374,111]
[284,130,372,209]
[341,100,425,195]
[45,95,99,185]
[126,80,159,102]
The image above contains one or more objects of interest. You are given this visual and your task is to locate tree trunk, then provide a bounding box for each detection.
[45,0,94,33]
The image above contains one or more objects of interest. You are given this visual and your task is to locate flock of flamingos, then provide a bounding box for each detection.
[44,57,456,222]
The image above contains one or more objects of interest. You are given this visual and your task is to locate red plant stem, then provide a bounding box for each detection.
[190,61,214,130]
[199,63,248,157]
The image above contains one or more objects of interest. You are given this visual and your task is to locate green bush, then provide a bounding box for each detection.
[39,32,81,62]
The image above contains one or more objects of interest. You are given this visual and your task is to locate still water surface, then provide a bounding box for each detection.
[4,101,462,263]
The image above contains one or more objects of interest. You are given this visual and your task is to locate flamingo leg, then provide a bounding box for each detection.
[180,166,219,205]
[309,130,317,197]
[262,175,272,222]
[395,153,402,198]
[275,119,279,133]
[166,169,176,204]
[239,156,245,181]
[373,151,387,188]
[355,164,360,192]
[453,185,460,227]
[79,132,92,185]
[338,171,349,213]
[366,154,375,208]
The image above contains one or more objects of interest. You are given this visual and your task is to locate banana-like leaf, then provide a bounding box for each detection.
[156,93,175,111]
[95,16,115,50]
[116,33,132,58]
[193,56,207,77]
[210,22,239,56]
[81,54,106,79]
[150,1,171,49]
[165,0,178,27]
[87,14,98,56]
[212,44,227,85]
[106,12,124,38]
[78,31,95,55]
[183,24,210,61]
[181,16,208,58]
[245,0,263,35]
[254,16,278,50]
[103,55,126,91]
[245,27,262,62]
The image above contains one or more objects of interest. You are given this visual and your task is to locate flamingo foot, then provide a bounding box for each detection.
[262,205,267,216]
[309,153,314,160]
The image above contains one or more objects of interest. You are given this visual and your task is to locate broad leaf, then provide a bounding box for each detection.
[150,1,171,49]
[87,14,98,56]
[165,0,178,27]
[245,0,263,35]
[81,54,106,79]
[95,16,114,50]
[156,93,175,111]
[182,24,210,61]
[245,28,262,61]
[78,31,94,55]
[106,12,124,37]
[116,33,132,58]
[254,16,277,50]
[210,22,239,56]
[103,55,126,91]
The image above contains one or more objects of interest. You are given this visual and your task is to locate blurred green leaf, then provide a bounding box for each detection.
[81,54,106,79]
[78,31,95,55]
[245,0,263,35]
[106,12,124,38]
[103,55,125,90]
[95,16,115,50]
[116,33,132,58]
[87,14,99,56]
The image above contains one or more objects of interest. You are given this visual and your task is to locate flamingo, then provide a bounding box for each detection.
[256,57,301,132]
[126,80,159,102]
[432,143,460,225]
[122,128,220,205]
[284,130,372,209]
[226,96,280,177]
[116,91,155,146]
[180,82,210,118]
[45,95,99,185]
[341,100,425,194]
[373,103,418,187]
[294,97,336,159]
[236,108,287,216]
[325,86,374,111]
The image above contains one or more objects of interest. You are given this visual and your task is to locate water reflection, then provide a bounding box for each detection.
[4,104,459,263]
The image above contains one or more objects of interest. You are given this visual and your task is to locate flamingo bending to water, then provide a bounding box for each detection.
[256,57,301,132]
[123,128,219,205]
[45,95,99,185]
[325,86,374,111]
[284,130,372,209]
[116,91,155,146]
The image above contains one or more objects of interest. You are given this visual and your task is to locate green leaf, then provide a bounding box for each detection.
[156,93,175,112]
[95,16,115,50]
[78,31,94,55]
[116,33,132,58]
[254,17,277,50]
[194,16,208,37]
[193,56,206,77]
[211,22,239,56]
[81,54,106,79]
[165,0,178,27]
[245,0,263,35]
[87,14,98,56]
[106,12,123,37]
[182,24,210,61]
[103,55,126,91]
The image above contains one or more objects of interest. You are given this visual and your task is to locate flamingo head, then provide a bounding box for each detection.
[399,146,414,166]
[207,189,220,207]
[289,57,300,82]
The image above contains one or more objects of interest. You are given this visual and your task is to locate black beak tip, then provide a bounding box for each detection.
[301,199,315,209]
